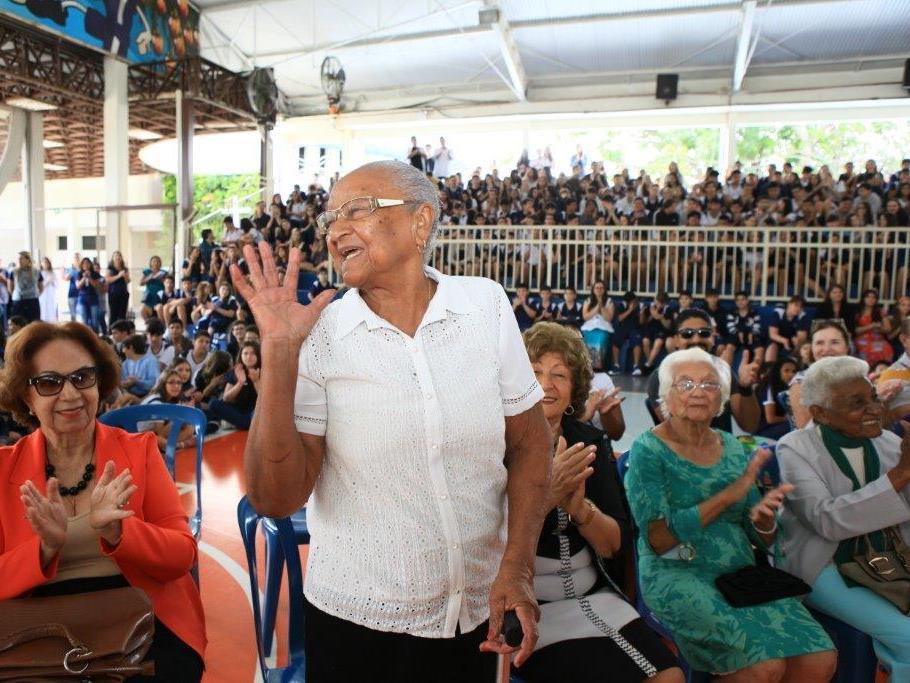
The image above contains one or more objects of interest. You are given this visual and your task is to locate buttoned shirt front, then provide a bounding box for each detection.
[294,267,543,637]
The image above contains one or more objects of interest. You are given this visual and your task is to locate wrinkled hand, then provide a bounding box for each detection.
[479,560,540,668]
[89,462,136,546]
[549,436,595,510]
[231,242,335,348]
[737,349,760,388]
[731,447,773,501]
[877,378,904,404]
[749,483,794,532]
[20,479,67,558]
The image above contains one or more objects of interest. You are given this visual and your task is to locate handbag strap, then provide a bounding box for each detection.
[0,623,85,654]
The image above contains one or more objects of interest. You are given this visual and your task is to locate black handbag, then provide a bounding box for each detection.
[715,564,811,608]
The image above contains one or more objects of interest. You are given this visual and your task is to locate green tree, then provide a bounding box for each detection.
[161,173,261,244]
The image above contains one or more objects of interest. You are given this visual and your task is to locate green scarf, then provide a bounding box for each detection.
[819,424,888,572]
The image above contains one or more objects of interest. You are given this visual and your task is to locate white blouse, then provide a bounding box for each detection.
[294,267,543,638]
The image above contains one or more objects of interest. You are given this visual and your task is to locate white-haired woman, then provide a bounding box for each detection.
[626,347,835,681]
[777,355,910,681]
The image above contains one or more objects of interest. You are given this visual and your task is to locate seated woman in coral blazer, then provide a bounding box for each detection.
[0,322,206,682]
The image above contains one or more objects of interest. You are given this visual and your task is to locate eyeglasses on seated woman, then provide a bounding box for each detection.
[0,322,206,682]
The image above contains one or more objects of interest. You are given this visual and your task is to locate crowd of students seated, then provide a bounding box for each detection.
[2,148,910,680]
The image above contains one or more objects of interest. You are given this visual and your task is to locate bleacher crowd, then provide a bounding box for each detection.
[2,148,910,682]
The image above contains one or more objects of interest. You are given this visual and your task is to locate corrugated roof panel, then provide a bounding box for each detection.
[501,0,736,23]
[513,9,741,77]
[752,0,910,64]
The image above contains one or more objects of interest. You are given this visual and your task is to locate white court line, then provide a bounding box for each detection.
[198,540,278,683]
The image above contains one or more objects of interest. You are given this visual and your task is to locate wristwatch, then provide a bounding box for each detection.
[569,498,597,527]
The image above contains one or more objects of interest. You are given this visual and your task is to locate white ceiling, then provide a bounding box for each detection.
[196,0,910,116]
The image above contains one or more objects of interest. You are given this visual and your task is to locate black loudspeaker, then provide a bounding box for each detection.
[656,74,679,101]
[903,59,910,92]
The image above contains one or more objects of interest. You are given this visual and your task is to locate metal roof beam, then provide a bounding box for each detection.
[732,0,757,93]
[486,3,527,101]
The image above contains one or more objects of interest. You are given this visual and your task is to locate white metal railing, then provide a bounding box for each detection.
[428,225,910,304]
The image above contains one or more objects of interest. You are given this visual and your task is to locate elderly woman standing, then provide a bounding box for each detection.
[778,356,910,681]
[520,322,682,682]
[626,347,835,682]
[234,160,552,682]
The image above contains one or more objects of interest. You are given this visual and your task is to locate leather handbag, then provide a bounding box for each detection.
[838,527,910,614]
[0,586,155,681]
[715,564,811,608]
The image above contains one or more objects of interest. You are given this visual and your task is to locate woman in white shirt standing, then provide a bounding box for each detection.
[234,161,551,682]
[38,257,58,322]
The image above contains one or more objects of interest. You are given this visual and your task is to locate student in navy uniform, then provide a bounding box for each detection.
[665,290,694,352]
[513,282,541,332]
[724,290,765,367]
[641,291,673,373]
[309,267,332,302]
[155,274,180,323]
[610,291,645,375]
[700,287,728,358]
[767,294,809,361]
[556,286,584,328]
[207,283,239,335]
[537,285,560,322]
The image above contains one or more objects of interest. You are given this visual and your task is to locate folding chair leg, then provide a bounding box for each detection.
[261,532,286,657]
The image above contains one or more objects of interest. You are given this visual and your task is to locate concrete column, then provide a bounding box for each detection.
[0,108,26,196]
[103,56,130,254]
[175,89,194,274]
[21,111,46,258]
[259,122,274,200]
[719,113,737,174]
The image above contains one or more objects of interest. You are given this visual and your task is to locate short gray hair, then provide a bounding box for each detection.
[800,356,870,408]
[657,347,731,417]
[352,160,440,261]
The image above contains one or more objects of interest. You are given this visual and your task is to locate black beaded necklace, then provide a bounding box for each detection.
[45,461,96,497]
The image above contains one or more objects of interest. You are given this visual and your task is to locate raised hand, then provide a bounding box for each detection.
[20,479,68,563]
[749,483,794,532]
[89,461,137,546]
[737,349,759,388]
[230,242,335,349]
[731,447,773,501]
[548,436,596,510]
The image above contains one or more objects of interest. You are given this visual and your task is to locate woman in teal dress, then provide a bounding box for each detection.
[626,347,836,681]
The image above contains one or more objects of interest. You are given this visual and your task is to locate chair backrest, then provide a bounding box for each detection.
[237,496,306,679]
[644,397,662,425]
[99,404,206,537]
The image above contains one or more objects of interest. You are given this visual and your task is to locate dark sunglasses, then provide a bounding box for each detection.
[678,327,714,340]
[810,317,847,334]
[27,366,98,397]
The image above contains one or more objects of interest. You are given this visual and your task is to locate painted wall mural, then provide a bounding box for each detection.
[0,0,200,62]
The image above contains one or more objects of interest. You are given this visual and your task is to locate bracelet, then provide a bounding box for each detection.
[572,499,597,527]
[751,517,777,534]
[737,384,755,397]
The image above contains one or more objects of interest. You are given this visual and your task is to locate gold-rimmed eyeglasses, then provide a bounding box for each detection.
[316,196,422,236]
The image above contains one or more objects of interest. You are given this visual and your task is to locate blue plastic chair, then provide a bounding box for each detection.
[99,404,206,541]
[808,608,877,683]
[237,496,306,682]
[260,508,310,657]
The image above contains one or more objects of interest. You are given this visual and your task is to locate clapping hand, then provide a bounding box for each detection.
[89,462,136,546]
[234,363,247,383]
[877,379,904,404]
[749,483,794,533]
[548,436,596,511]
[20,479,67,565]
[731,447,773,501]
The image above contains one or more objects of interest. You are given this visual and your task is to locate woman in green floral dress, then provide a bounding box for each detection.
[626,347,835,681]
